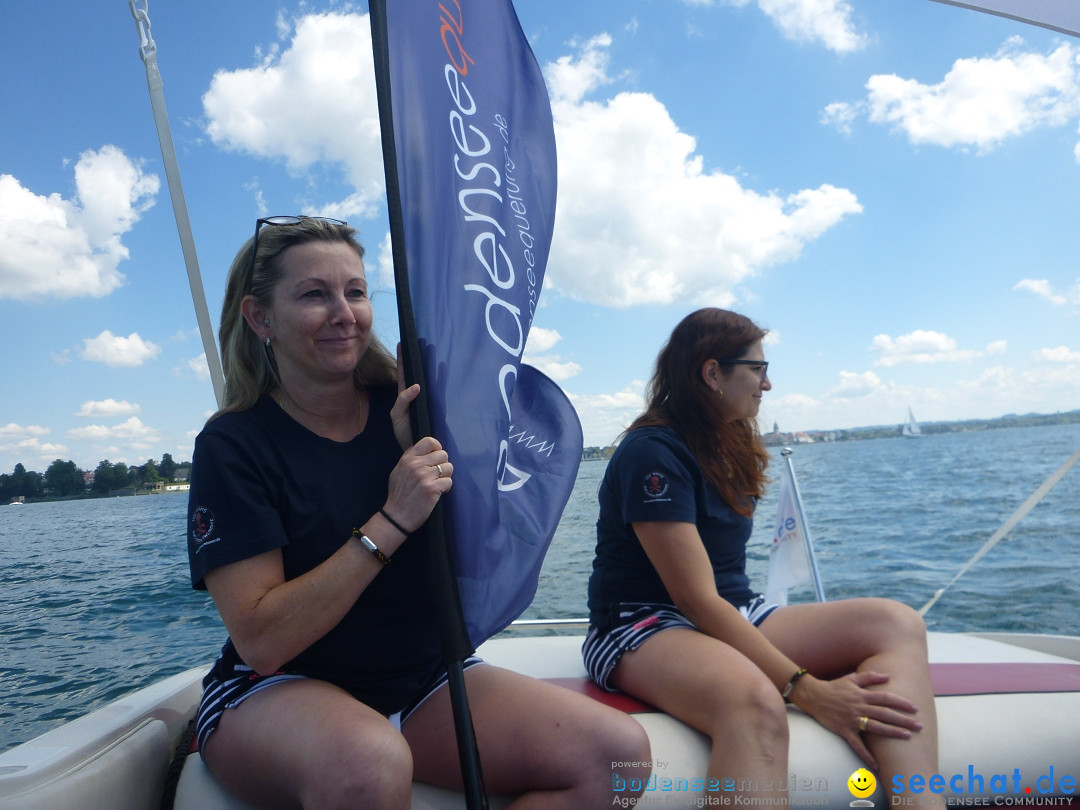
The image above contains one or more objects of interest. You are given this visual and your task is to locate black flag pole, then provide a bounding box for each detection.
[367,3,489,808]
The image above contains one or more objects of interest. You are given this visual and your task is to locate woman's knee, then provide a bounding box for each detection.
[576,711,652,802]
[867,598,928,648]
[708,672,789,750]
[596,711,652,772]
[305,726,413,809]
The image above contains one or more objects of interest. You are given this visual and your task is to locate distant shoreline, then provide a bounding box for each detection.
[582,408,1080,459]
[762,408,1080,446]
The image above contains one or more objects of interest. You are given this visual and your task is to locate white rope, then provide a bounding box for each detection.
[918,443,1080,616]
[129,0,225,407]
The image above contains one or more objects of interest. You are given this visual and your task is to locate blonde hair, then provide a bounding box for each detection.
[212,218,396,420]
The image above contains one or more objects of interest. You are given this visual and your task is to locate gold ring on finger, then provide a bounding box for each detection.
[858,715,869,732]
[435,464,443,478]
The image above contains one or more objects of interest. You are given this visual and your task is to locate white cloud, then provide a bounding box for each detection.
[0,437,68,466]
[528,356,583,382]
[544,36,862,308]
[526,327,563,353]
[682,0,867,52]
[35,442,69,459]
[202,11,384,220]
[175,354,211,381]
[569,383,647,447]
[755,0,867,53]
[67,417,162,453]
[77,399,141,418]
[110,416,160,443]
[1034,346,1080,363]
[0,425,55,464]
[827,369,883,398]
[856,40,1080,152]
[68,424,114,441]
[869,330,992,367]
[0,423,50,440]
[543,33,615,105]
[199,16,862,311]
[821,101,861,135]
[81,331,162,367]
[0,146,158,300]
[1014,278,1070,305]
[523,328,581,381]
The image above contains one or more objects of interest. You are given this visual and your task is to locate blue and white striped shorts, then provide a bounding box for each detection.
[194,657,484,755]
[582,597,778,692]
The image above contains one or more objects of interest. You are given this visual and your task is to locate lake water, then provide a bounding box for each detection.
[2,422,1079,752]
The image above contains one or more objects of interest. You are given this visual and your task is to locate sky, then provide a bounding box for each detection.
[1,0,1079,475]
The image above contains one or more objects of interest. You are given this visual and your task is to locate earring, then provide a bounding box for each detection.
[263,319,270,325]
[265,336,271,348]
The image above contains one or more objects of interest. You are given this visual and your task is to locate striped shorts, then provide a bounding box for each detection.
[582,597,778,692]
[194,657,484,755]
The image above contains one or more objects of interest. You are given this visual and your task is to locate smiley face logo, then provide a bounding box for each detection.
[848,768,877,799]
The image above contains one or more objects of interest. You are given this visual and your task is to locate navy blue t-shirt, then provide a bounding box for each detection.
[587,425,757,629]
[186,389,443,715]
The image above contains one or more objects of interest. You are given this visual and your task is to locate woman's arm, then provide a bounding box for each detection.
[633,519,921,768]
[205,435,451,675]
[633,520,800,690]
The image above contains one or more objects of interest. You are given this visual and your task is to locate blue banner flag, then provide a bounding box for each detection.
[375,0,582,647]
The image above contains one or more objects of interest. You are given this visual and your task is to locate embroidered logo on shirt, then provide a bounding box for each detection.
[642,472,670,500]
[190,506,217,547]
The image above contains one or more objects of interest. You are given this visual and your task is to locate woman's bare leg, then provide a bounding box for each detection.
[203,678,413,810]
[613,627,790,802]
[759,598,938,787]
[405,664,651,809]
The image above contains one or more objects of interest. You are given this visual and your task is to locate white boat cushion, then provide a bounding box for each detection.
[0,718,169,810]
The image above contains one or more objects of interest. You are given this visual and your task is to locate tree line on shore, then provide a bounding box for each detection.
[1,454,191,502]
[7,409,1078,501]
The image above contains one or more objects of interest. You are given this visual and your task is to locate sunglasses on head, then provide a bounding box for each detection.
[244,215,347,294]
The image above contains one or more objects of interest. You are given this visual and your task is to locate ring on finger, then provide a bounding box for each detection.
[858,715,869,732]
[435,464,444,478]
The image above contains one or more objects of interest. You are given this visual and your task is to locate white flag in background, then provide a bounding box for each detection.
[765,462,812,606]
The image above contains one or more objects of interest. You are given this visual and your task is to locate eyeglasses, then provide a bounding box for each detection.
[244,215,347,294]
[717,359,769,380]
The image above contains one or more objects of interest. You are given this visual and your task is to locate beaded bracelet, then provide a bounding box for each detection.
[352,528,391,566]
[781,667,808,703]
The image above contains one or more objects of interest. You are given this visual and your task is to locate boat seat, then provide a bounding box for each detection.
[174,756,522,810]
[1,718,170,810]
[171,640,1080,810]
[171,676,697,810]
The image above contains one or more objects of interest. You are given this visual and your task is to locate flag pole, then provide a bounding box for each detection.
[780,449,827,603]
[367,3,488,807]
[129,0,225,408]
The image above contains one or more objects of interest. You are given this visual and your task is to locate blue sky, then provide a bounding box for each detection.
[1,0,1078,474]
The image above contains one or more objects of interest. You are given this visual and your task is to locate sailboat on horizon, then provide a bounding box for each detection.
[903,406,923,438]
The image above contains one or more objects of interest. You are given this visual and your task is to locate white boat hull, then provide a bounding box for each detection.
[2,631,1078,809]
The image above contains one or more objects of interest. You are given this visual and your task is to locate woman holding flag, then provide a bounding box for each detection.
[584,307,938,801]
[187,216,649,809]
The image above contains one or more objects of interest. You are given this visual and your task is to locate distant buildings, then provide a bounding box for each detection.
[763,423,834,446]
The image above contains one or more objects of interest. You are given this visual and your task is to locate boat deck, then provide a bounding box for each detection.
[1,631,1078,809]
